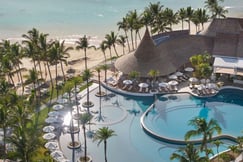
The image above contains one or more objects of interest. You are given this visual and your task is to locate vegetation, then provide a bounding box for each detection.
[93,127,116,162]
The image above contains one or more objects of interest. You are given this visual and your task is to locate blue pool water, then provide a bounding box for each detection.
[59,87,242,162]
[143,89,243,142]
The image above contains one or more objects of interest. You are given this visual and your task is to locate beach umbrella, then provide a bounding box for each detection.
[44,141,58,150]
[50,150,64,159]
[174,71,183,76]
[45,117,63,124]
[184,67,194,72]
[53,104,64,110]
[138,82,149,88]
[43,133,56,140]
[123,79,133,85]
[159,82,168,87]
[189,77,198,83]
[200,78,210,84]
[168,74,177,80]
[56,157,70,162]
[56,98,68,104]
[168,80,178,86]
[48,111,60,117]
[197,84,206,90]
[43,125,55,133]
[206,83,217,89]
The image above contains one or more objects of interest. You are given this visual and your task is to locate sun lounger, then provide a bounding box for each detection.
[128,85,133,91]
[122,84,128,90]
[139,87,143,93]
[145,87,149,93]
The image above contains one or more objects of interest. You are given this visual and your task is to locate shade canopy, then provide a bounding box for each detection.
[123,79,133,85]
[138,83,149,88]
[168,80,178,85]
[45,141,58,150]
[43,133,56,140]
[43,125,55,133]
[213,56,243,76]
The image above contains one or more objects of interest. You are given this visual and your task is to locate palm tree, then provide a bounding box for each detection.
[212,5,228,18]
[185,6,194,32]
[117,17,131,52]
[178,8,187,30]
[99,41,108,64]
[25,68,39,103]
[105,31,119,57]
[204,0,227,18]
[170,143,207,162]
[95,66,104,96]
[101,64,109,83]
[213,140,223,162]
[163,8,179,30]
[185,117,222,159]
[93,127,116,162]
[10,43,25,92]
[79,113,93,162]
[116,35,126,55]
[194,8,209,31]
[148,69,159,90]
[76,35,89,70]
[81,69,93,113]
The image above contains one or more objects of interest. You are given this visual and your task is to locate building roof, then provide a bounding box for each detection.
[115,18,243,77]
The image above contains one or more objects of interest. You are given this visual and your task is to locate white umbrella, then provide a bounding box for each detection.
[56,157,70,162]
[197,84,206,90]
[184,67,194,72]
[174,71,183,76]
[123,79,133,85]
[43,133,56,140]
[206,83,217,89]
[168,80,178,86]
[159,82,168,87]
[168,74,177,80]
[51,150,64,159]
[53,104,64,110]
[56,98,68,104]
[189,77,198,83]
[43,125,55,133]
[44,141,58,150]
[48,111,60,117]
[45,117,63,124]
[138,82,149,88]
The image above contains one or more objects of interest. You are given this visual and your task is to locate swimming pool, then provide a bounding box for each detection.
[142,89,243,144]
[59,86,242,162]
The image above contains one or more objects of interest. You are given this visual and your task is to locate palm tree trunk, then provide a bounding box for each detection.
[17,64,25,95]
[84,50,88,70]
[130,29,134,51]
[37,60,43,80]
[102,52,107,64]
[104,140,107,162]
[83,125,87,161]
[86,79,90,114]
[112,45,119,57]
[46,61,54,89]
[124,31,131,52]
[109,48,112,64]
[60,62,66,82]
[55,64,58,96]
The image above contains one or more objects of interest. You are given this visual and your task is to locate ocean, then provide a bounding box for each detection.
[0,0,242,45]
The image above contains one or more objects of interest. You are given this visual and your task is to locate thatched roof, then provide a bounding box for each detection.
[115,29,213,77]
[115,17,243,77]
[200,18,243,37]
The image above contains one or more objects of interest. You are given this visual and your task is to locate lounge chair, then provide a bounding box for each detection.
[128,85,133,91]
[122,84,128,90]
[145,87,149,93]
[139,87,143,93]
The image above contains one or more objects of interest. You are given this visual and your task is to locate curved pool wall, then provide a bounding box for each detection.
[140,103,237,145]
[140,87,243,145]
